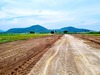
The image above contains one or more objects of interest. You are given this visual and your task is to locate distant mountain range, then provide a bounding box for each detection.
[6,25,48,33]
[5,25,91,33]
[0,30,4,32]
[59,26,91,32]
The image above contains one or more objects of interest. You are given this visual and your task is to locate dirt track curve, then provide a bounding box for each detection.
[28,34,100,75]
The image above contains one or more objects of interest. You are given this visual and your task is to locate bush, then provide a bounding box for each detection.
[63,31,68,34]
[30,31,35,34]
[50,31,54,34]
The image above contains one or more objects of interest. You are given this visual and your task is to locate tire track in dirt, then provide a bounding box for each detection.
[67,35,100,75]
[1,34,100,75]
[28,34,100,75]
[42,38,65,75]
[28,35,79,75]
[0,35,62,75]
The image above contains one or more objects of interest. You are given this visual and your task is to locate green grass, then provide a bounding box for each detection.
[0,33,51,43]
[84,34,100,36]
[81,31,100,36]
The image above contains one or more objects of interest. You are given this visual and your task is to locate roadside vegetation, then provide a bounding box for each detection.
[0,31,99,43]
[85,34,100,36]
[0,33,51,43]
[66,31,100,36]
[82,31,100,36]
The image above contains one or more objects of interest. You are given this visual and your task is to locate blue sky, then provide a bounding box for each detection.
[0,0,100,31]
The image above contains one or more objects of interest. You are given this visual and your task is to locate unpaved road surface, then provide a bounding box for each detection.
[72,34,100,49]
[0,35,62,75]
[28,35,100,75]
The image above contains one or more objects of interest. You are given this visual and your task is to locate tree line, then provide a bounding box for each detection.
[30,31,68,34]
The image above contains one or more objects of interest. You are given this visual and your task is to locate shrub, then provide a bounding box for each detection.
[63,31,68,34]
[50,31,54,34]
[30,31,35,34]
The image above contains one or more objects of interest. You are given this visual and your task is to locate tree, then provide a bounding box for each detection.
[50,31,54,34]
[63,31,68,34]
[30,31,35,34]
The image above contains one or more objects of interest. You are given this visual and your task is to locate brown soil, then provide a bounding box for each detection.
[0,35,62,75]
[28,34,100,75]
[72,34,100,49]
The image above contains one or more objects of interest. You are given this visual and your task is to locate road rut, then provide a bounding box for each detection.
[0,35,61,75]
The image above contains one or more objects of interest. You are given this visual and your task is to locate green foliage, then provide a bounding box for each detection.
[30,31,35,34]
[86,34,100,36]
[63,31,68,34]
[87,31,100,34]
[50,31,54,34]
[0,33,50,43]
[81,31,100,36]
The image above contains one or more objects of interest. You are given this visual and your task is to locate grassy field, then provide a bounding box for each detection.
[0,33,51,43]
[82,32,100,36]
[86,34,100,36]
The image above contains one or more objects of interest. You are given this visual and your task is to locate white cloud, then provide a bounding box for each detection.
[0,0,100,30]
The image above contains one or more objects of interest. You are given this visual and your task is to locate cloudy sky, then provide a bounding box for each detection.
[0,0,100,31]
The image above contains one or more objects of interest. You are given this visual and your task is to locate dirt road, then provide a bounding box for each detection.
[72,34,100,49]
[28,35,100,75]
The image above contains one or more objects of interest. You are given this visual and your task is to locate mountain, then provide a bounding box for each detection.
[6,25,91,33]
[59,26,91,32]
[6,25,49,33]
[0,30,4,32]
